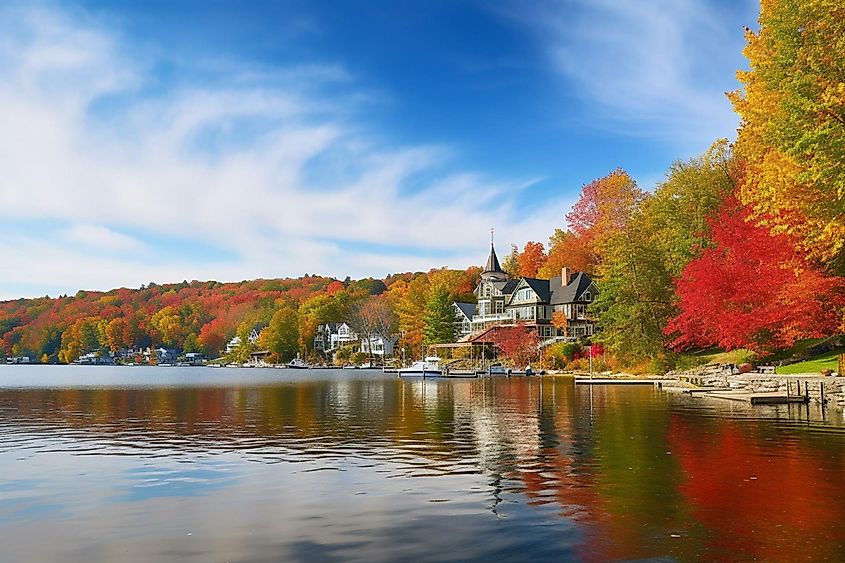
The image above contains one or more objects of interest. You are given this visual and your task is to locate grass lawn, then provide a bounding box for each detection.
[676,348,755,370]
[776,349,842,374]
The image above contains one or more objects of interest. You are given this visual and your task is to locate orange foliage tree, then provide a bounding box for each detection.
[518,241,546,277]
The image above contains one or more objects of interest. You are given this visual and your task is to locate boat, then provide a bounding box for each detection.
[286,357,311,369]
[487,364,512,376]
[398,356,443,377]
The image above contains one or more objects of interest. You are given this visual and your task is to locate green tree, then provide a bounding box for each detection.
[501,244,520,277]
[260,307,300,363]
[423,285,457,346]
[591,142,738,363]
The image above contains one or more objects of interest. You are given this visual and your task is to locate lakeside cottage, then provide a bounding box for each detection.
[225,328,260,354]
[315,322,396,357]
[455,242,598,343]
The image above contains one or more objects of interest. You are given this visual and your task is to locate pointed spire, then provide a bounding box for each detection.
[483,234,503,274]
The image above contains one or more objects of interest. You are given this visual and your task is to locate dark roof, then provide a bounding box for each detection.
[483,243,504,274]
[454,302,476,320]
[520,278,551,303]
[550,272,595,305]
[500,279,519,294]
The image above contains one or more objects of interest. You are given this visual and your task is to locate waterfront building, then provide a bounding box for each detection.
[359,334,396,357]
[460,242,599,343]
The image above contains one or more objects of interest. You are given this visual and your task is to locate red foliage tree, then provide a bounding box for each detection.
[665,198,845,353]
[492,324,540,366]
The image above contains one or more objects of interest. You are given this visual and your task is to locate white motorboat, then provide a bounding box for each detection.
[398,356,443,377]
[487,364,511,376]
[286,357,310,369]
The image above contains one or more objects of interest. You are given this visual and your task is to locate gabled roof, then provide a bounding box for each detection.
[550,272,595,304]
[454,302,476,321]
[521,277,551,303]
[500,279,520,294]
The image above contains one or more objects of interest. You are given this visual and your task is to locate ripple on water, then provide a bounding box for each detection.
[1,369,845,562]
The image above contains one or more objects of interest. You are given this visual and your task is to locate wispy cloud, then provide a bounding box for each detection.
[0,4,571,298]
[501,0,753,150]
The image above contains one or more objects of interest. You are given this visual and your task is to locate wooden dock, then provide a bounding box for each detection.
[574,378,664,385]
[704,392,809,405]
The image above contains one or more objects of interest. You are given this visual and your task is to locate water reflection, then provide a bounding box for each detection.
[1,368,845,561]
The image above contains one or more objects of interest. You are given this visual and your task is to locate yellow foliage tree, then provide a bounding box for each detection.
[730,0,845,262]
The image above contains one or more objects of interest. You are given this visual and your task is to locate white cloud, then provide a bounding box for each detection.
[502,0,753,151]
[64,224,148,253]
[0,4,573,298]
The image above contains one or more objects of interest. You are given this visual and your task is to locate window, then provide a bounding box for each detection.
[494,301,504,314]
[584,291,592,301]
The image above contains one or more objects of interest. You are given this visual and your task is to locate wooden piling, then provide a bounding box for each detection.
[820,382,825,405]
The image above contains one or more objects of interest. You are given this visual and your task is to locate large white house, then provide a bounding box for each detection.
[454,242,599,342]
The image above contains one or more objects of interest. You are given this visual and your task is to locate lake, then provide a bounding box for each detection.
[2,366,845,562]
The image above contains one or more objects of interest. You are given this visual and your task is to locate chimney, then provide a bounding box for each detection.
[561,267,569,286]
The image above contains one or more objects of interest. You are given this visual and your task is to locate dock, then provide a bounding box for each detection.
[702,391,809,405]
[574,378,665,385]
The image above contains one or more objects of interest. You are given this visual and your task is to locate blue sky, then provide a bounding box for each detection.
[0,0,759,299]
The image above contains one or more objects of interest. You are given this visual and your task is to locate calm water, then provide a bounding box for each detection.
[2,366,845,562]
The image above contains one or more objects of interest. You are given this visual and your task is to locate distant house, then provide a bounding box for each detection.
[75,352,113,365]
[6,356,32,365]
[249,350,271,366]
[460,242,599,342]
[183,352,208,365]
[359,334,396,357]
[314,322,359,354]
[314,323,339,353]
[143,347,178,364]
[336,323,357,347]
[454,302,475,338]
[225,328,261,354]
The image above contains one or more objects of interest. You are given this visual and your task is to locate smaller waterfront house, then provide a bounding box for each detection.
[6,356,32,364]
[359,334,396,357]
[225,328,261,355]
[143,347,178,364]
[313,322,359,353]
[454,302,475,338]
[75,352,114,365]
[183,352,208,365]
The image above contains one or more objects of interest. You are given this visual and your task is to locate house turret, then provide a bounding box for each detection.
[481,242,508,282]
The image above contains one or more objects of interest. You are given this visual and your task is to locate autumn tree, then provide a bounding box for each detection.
[665,198,845,353]
[492,324,539,366]
[592,142,738,361]
[104,317,129,352]
[566,169,644,265]
[150,306,184,347]
[388,276,429,359]
[730,0,845,264]
[348,295,395,362]
[539,229,597,278]
[518,241,546,277]
[260,306,300,363]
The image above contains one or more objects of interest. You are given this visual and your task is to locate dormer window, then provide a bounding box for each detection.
[584,291,592,301]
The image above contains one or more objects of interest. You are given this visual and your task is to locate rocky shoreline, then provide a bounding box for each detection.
[663,364,845,408]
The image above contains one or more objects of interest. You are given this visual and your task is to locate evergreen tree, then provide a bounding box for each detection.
[423,285,457,346]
